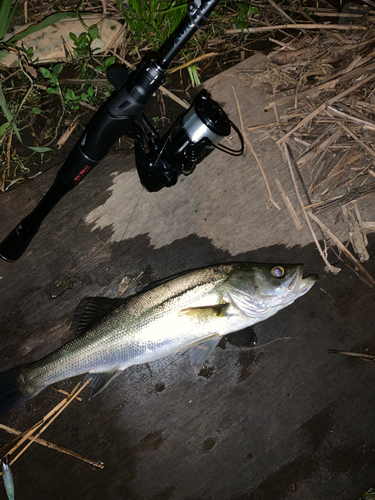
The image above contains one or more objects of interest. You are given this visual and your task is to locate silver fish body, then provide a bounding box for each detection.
[0,262,317,416]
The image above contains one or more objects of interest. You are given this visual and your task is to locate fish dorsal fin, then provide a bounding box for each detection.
[139,270,193,293]
[189,338,222,375]
[85,370,122,399]
[71,297,125,337]
[178,303,229,319]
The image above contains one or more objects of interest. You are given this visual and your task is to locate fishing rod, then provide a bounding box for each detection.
[0,0,244,262]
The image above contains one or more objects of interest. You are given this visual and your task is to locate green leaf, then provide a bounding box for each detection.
[6,12,79,45]
[247,6,259,15]
[65,88,75,99]
[0,121,10,138]
[80,92,88,101]
[88,25,99,41]
[53,63,63,76]
[69,32,78,43]
[47,87,56,94]
[28,146,52,152]
[87,85,94,97]
[78,32,87,44]
[31,107,42,114]
[40,67,50,78]
[0,49,9,59]
[105,56,116,67]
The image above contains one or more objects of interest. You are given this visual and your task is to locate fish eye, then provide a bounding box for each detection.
[271,266,285,278]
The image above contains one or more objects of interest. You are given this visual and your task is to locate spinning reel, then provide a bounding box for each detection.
[0,0,244,261]
[134,89,243,192]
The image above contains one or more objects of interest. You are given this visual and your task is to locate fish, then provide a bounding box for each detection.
[0,262,317,417]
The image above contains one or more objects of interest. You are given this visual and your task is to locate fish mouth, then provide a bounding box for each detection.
[292,265,318,296]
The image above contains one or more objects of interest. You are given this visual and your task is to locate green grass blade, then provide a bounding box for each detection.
[160,4,187,15]
[0,121,10,138]
[28,146,52,152]
[4,0,19,37]
[0,0,13,40]
[187,65,201,87]
[6,11,79,44]
[0,79,22,142]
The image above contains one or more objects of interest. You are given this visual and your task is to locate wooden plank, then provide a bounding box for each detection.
[0,53,375,500]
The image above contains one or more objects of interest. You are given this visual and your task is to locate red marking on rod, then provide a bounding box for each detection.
[74,165,92,182]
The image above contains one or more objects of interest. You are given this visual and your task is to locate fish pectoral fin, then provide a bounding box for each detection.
[71,297,127,337]
[178,303,229,319]
[85,370,122,399]
[189,338,222,375]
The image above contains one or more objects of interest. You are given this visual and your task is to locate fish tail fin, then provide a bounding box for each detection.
[0,366,33,418]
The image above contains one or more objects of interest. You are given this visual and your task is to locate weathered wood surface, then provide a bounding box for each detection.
[1,53,375,500]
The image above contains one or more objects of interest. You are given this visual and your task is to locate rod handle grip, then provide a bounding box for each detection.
[0,225,34,262]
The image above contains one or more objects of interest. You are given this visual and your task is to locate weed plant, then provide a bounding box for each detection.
[117,0,188,47]
[361,489,375,500]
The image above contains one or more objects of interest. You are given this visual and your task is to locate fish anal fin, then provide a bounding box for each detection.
[178,303,229,319]
[189,338,222,375]
[71,297,126,337]
[85,370,122,399]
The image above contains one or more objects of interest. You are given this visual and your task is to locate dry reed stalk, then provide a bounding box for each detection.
[232,85,280,210]
[247,122,288,131]
[227,23,367,35]
[341,202,369,262]
[53,387,83,401]
[329,350,375,360]
[282,143,341,274]
[327,105,375,130]
[307,183,375,212]
[8,380,91,466]
[340,123,375,160]
[267,0,296,25]
[57,117,80,148]
[0,424,103,469]
[267,62,375,110]
[308,211,375,287]
[168,53,219,74]
[275,179,302,229]
[277,73,375,144]
[4,394,73,458]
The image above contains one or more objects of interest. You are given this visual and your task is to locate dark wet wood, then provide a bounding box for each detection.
[1,53,375,500]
